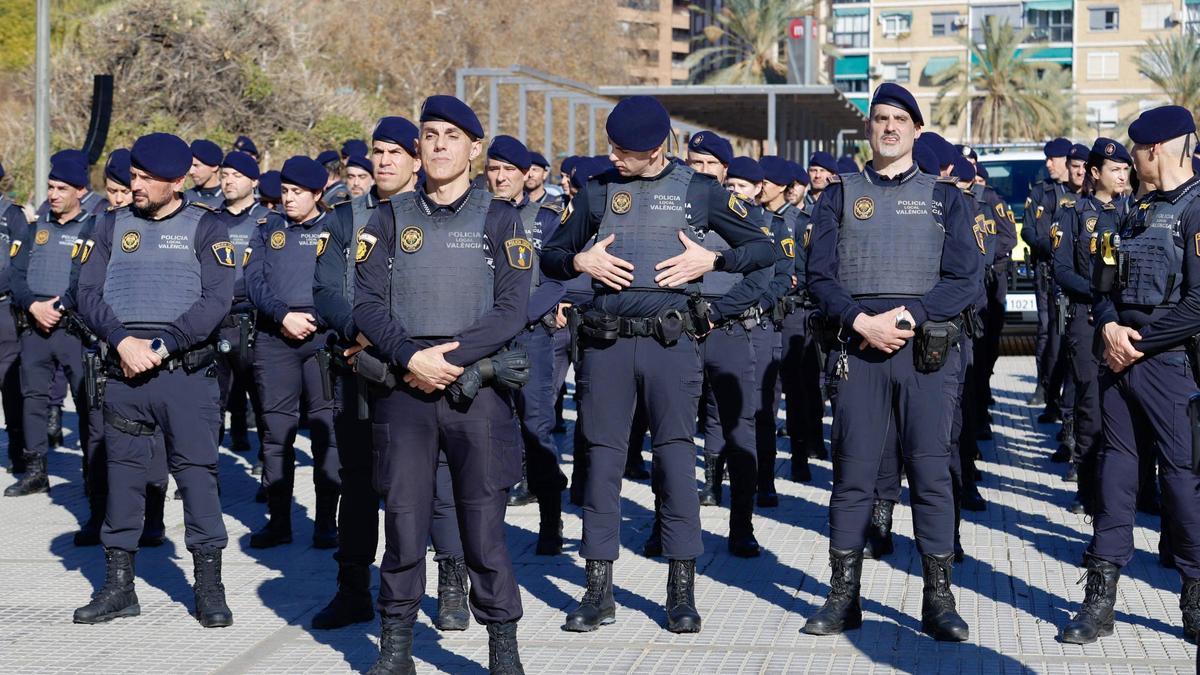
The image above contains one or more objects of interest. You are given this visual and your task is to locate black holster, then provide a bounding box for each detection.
[315,349,334,401]
[354,350,396,390]
[580,310,619,342]
[11,305,28,333]
[236,311,256,361]
[914,319,962,373]
[104,408,155,436]
[565,305,584,363]
[84,348,107,410]
[962,308,984,340]
[1054,294,1069,336]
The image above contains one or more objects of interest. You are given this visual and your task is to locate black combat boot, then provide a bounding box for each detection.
[807,440,828,461]
[623,452,650,480]
[563,559,615,631]
[666,558,701,633]
[535,493,563,555]
[4,456,48,496]
[961,483,987,512]
[487,621,525,675]
[47,404,63,448]
[192,548,233,627]
[1060,555,1120,644]
[728,493,760,558]
[1182,577,1200,644]
[1051,417,1074,463]
[507,456,535,507]
[435,557,470,631]
[863,499,894,560]
[368,615,416,675]
[250,489,292,548]
[920,553,969,641]
[1159,528,1176,569]
[312,491,339,549]
[139,484,167,547]
[74,493,106,546]
[312,563,374,629]
[1027,384,1045,407]
[802,548,863,635]
[73,548,140,623]
[790,454,812,484]
[699,454,722,506]
[1037,405,1061,424]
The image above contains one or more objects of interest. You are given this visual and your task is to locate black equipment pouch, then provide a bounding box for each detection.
[11,305,28,333]
[1054,294,1069,336]
[686,295,711,335]
[1189,393,1200,474]
[565,305,584,362]
[314,348,334,401]
[655,308,687,345]
[354,350,396,389]
[580,311,619,342]
[771,298,786,324]
[236,311,257,360]
[962,308,984,340]
[180,344,217,374]
[914,319,961,373]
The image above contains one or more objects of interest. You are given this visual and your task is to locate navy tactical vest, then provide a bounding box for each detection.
[595,164,694,292]
[1116,180,1200,308]
[0,196,15,278]
[516,199,544,288]
[223,203,266,301]
[104,205,204,327]
[263,212,326,310]
[388,188,494,337]
[837,171,943,298]
[27,214,90,299]
[687,225,740,298]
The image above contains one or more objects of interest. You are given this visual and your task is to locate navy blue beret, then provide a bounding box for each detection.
[952,155,976,183]
[837,155,858,174]
[233,135,258,156]
[529,151,549,169]
[561,156,579,178]
[1043,138,1071,158]
[914,141,941,175]
[221,151,260,180]
[727,156,764,183]
[918,132,957,169]
[258,170,281,200]
[687,130,733,165]
[49,156,89,188]
[420,95,484,139]
[190,139,222,167]
[341,139,368,159]
[372,116,419,155]
[1088,137,1131,165]
[1068,143,1090,163]
[606,96,671,152]
[131,133,192,180]
[280,155,327,192]
[870,83,924,126]
[51,148,88,166]
[571,157,609,190]
[759,155,791,186]
[788,160,809,185]
[976,164,989,180]
[808,151,839,174]
[104,148,131,186]
[487,135,532,172]
[1128,105,1197,145]
[345,154,373,175]
[315,150,340,166]
[957,144,978,161]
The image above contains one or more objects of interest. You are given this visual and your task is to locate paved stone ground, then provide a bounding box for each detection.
[0,355,1197,674]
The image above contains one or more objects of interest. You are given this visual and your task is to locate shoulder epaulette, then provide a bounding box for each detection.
[1102,202,1117,211]
[256,217,269,225]
[539,200,564,214]
[935,176,957,184]
[332,199,352,208]
[189,201,217,212]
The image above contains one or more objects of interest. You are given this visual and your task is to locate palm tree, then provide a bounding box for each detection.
[1133,33,1200,115]
[931,17,1070,143]
[683,0,812,85]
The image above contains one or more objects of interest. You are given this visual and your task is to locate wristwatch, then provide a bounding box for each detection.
[150,337,169,360]
[713,251,727,272]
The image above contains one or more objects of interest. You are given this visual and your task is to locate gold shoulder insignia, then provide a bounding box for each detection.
[79,239,94,264]
[1050,224,1062,249]
[356,232,378,262]
[728,193,749,219]
[505,237,534,270]
[316,231,330,258]
[257,217,269,225]
[8,240,20,258]
[780,237,795,259]
[190,201,217,212]
[211,241,236,267]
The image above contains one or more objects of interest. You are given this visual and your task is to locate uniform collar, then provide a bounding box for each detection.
[289,210,327,229]
[221,199,258,217]
[1157,173,1200,204]
[196,183,221,197]
[43,207,89,227]
[863,162,919,186]
[417,185,474,216]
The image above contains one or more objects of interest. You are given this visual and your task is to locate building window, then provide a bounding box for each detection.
[973,4,1023,42]
[879,62,911,83]
[1088,7,1119,32]
[1190,5,1200,35]
[1086,52,1119,80]
[1086,100,1118,128]
[931,12,962,36]
[1141,4,1172,30]
[880,13,912,38]
[836,79,870,94]
[1026,9,1073,42]
[834,12,870,48]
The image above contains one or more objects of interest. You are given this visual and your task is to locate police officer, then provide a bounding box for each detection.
[317,150,351,207]
[525,151,555,206]
[1060,106,1200,645]
[233,135,259,161]
[972,163,1018,440]
[344,154,374,199]
[341,138,369,164]
[5,155,94,497]
[352,96,529,674]
[804,84,979,641]
[244,156,341,549]
[1023,138,1070,409]
[807,151,839,203]
[184,139,226,209]
[73,132,233,627]
[786,161,809,208]
[0,161,27,475]
[98,149,133,212]
[258,170,282,211]
[1051,138,1129,515]
[542,96,774,634]
[213,152,268,455]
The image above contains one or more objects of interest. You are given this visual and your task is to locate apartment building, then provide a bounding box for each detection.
[828,0,1195,139]
[617,0,693,85]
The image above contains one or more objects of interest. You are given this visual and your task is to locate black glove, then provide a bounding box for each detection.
[446,362,484,404]
[481,348,530,390]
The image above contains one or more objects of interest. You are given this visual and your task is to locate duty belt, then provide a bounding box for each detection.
[714,306,760,332]
[104,342,217,378]
[581,308,695,345]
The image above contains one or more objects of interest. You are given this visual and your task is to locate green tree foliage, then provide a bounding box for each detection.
[683,0,811,84]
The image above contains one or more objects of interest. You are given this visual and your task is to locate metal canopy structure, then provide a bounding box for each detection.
[456,66,867,166]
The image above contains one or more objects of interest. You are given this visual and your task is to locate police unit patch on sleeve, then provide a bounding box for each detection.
[34,229,49,245]
[80,239,94,264]
[972,217,987,254]
[399,226,423,254]
[995,202,1006,218]
[505,237,534,270]
[728,194,749,219]
[1085,216,1098,233]
[1195,232,1200,258]
[8,240,20,258]
[316,231,330,258]
[356,233,378,262]
[611,191,633,215]
[560,200,574,224]
[1050,224,1062,249]
[269,231,286,250]
[780,237,796,259]
[1035,205,1044,221]
[242,247,252,267]
[120,230,140,253]
[211,241,236,267]
[70,238,83,259]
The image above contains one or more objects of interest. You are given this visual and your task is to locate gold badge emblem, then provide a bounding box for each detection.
[8,240,20,258]
[1105,142,1116,157]
[1085,216,1098,233]
[611,191,633,215]
[70,239,82,259]
[34,229,49,245]
[728,194,749,219]
[973,222,987,254]
[356,232,378,262]
[242,247,253,267]
[79,240,94,264]
[505,237,533,270]
[400,226,423,254]
[211,241,236,267]
[316,231,329,258]
[560,201,574,224]
[760,226,772,236]
[781,237,795,259]
[270,231,286,250]
[1050,224,1062,250]
[120,230,140,253]
[995,202,1006,218]
[852,196,874,220]
[1035,205,1045,220]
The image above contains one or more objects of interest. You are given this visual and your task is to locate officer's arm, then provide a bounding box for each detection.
[312,213,355,341]
[1019,185,1042,249]
[793,218,812,290]
[1032,190,1058,258]
[60,216,96,311]
[77,214,129,348]
[8,220,34,311]
[992,196,1018,257]
[243,219,289,324]
[807,183,865,329]
[540,182,602,280]
[158,214,234,353]
[0,204,27,297]
[1051,209,1089,300]
[700,180,775,273]
[447,203,531,366]
[525,208,566,323]
[914,184,982,325]
[353,205,418,368]
[711,266,770,322]
[1131,203,1200,354]
[759,216,795,310]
